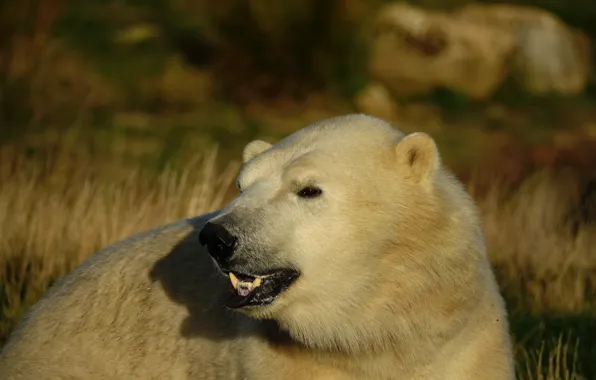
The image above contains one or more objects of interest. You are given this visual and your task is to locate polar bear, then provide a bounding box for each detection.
[0,114,515,379]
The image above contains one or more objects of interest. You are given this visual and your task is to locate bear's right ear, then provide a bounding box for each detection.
[242,140,273,163]
[394,132,439,186]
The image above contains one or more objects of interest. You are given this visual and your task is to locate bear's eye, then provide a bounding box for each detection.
[296,186,322,199]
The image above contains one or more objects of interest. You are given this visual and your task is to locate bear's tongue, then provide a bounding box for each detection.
[229,272,262,297]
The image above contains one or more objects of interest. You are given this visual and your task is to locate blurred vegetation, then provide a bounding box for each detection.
[1,0,596,172]
[1,0,596,379]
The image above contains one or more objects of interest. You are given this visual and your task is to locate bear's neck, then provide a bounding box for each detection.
[274,307,421,355]
[264,270,486,377]
[258,317,429,378]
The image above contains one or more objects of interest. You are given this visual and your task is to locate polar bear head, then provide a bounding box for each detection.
[199,114,485,351]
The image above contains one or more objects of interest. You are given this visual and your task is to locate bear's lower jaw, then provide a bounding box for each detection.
[224,268,300,309]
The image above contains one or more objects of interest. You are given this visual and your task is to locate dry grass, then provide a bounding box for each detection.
[470,169,596,379]
[518,335,583,380]
[0,133,240,344]
[0,131,595,379]
[472,170,596,314]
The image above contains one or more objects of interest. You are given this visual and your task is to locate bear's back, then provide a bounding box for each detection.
[0,211,248,379]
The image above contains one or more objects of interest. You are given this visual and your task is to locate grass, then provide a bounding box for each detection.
[517,334,582,380]
[470,169,596,378]
[0,131,240,345]
[0,129,594,379]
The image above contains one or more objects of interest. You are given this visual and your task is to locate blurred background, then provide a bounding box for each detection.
[1,0,595,378]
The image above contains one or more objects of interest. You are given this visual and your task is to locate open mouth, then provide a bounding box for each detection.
[224,269,300,309]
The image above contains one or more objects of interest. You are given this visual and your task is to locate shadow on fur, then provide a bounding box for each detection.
[148,217,296,348]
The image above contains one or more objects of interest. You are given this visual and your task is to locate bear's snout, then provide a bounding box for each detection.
[199,221,238,267]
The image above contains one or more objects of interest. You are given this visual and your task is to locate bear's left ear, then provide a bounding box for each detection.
[394,132,439,185]
[242,140,273,163]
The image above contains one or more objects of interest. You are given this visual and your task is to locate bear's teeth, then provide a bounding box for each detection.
[229,273,262,294]
[229,272,239,290]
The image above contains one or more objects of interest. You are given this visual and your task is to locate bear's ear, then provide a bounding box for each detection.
[242,140,273,163]
[394,132,439,185]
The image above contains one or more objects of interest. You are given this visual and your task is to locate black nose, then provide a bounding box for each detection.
[199,222,237,265]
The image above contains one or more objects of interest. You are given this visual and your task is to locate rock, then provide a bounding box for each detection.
[354,82,400,122]
[368,2,516,100]
[367,2,592,99]
[456,4,592,96]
